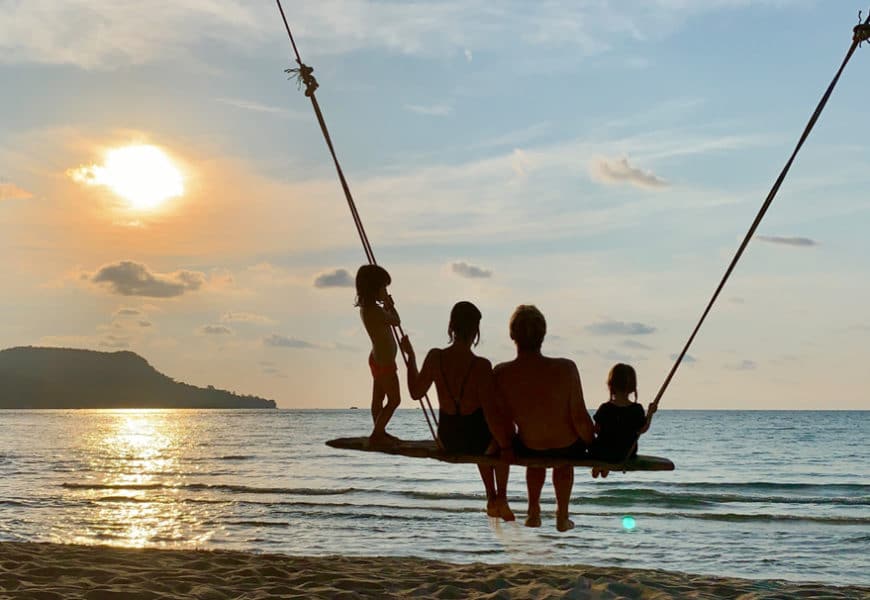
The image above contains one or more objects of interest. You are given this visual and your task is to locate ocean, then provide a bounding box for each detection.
[0,409,867,586]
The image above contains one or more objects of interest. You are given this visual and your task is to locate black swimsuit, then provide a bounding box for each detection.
[436,352,492,455]
[589,402,646,461]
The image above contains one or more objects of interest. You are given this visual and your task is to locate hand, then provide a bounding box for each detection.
[399,334,414,357]
[383,294,395,311]
[647,402,658,417]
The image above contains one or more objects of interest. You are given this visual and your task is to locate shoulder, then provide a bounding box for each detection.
[492,359,514,378]
[631,403,645,417]
[475,356,493,371]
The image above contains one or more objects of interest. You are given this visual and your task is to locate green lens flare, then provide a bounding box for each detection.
[622,516,637,530]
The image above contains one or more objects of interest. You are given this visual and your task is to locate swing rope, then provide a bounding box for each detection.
[632,12,870,454]
[275,0,442,446]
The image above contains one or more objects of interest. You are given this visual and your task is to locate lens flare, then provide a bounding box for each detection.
[622,516,637,530]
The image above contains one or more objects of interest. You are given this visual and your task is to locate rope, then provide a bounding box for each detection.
[622,13,870,466]
[275,0,442,446]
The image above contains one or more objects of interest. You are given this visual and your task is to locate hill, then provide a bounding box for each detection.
[0,347,276,409]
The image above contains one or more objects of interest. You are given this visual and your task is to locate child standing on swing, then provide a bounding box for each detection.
[356,265,402,443]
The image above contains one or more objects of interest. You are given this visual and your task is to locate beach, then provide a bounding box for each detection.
[2,541,868,599]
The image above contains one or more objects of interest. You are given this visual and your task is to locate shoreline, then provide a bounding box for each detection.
[1,542,867,599]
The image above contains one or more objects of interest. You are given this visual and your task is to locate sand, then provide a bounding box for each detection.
[1,542,867,600]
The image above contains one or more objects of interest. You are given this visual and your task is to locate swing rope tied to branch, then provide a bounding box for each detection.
[275,0,442,446]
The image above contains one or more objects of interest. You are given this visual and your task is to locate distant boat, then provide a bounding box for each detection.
[349,406,359,410]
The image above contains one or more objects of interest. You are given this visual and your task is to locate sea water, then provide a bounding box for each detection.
[0,409,867,585]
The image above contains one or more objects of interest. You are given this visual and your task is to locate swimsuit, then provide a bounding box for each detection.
[589,402,646,462]
[368,352,397,379]
[436,353,491,455]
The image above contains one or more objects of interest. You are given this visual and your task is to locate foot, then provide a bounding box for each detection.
[524,507,542,528]
[486,498,499,518]
[556,517,575,532]
[591,468,600,479]
[496,498,516,522]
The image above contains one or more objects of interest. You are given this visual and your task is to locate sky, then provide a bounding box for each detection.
[2,1,869,410]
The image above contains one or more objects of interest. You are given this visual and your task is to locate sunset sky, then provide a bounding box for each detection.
[2,1,868,409]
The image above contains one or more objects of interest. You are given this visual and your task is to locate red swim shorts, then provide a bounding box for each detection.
[369,352,397,379]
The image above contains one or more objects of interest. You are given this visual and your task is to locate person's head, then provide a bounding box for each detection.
[607,363,638,401]
[355,264,391,307]
[448,301,482,346]
[509,304,546,353]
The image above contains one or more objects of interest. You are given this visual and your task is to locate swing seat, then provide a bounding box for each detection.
[326,437,674,471]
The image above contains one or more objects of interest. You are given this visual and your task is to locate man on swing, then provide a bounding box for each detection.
[494,305,594,532]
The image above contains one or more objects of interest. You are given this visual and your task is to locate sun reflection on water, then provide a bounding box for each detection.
[70,410,210,548]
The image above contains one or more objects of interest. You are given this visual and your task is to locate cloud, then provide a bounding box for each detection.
[313,268,354,288]
[404,104,452,117]
[138,320,152,328]
[215,97,302,118]
[727,359,757,371]
[99,335,130,349]
[670,353,697,363]
[0,182,33,201]
[464,48,473,62]
[589,157,668,189]
[199,324,233,335]
[451,261,493,279]
[756,235,818,247]
[91,261,205,297]
[622,339,653,350]
[113,307,142,317]
[220,312,275,325]
[586,320,656,336]
[263,334,319,349]
[511,148,528,178]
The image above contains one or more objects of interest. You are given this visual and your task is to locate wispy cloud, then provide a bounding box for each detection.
[90,261,205,298]
[264,334,319,349]
[313,268,354,288]
[199,324,233,335]
[216,98,302,119]
[727,359,757,371]
[589,157,668,189]
[451,261,492,279]
[670,353,697,364]
[220,312,275,325]
[756,235,818,247]
[622,339,652,350]
[586,320,656,336]
[0,182,33,201]
[404,104,452,117]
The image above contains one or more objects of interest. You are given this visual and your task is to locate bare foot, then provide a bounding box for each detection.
[369,431,400,445]
[591,468,600,479]
[524,507,542,528]
[496,498,516,522]
[486,498,499,518]
[556,517,575,532]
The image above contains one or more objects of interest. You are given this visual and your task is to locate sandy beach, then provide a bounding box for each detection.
[1,542,866,600]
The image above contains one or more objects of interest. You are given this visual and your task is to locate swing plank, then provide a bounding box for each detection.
[326,437,674,471]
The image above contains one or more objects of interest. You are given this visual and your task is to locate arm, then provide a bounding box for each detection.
[567,361,595,445]
[638,402,656,434]
[478,361,514,451]
[399,336,434,400]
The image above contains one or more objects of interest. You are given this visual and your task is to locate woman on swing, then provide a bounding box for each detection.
[400,301,515,521]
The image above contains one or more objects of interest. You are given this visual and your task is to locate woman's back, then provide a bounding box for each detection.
[430,345,493,416]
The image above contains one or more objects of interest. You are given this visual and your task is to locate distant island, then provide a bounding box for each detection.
[0,347,276,409]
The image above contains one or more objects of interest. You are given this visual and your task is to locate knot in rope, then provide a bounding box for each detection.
[285,62,319,97]
[855,11,870,46]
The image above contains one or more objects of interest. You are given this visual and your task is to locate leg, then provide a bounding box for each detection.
[552,466,575,532]
[524,467,546,527]
[370,372,401,441]
[370,378,385,425]
[494,463,515,521]
[477,465,498,517]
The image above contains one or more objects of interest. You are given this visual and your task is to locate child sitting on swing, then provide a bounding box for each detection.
[590,363,656,477]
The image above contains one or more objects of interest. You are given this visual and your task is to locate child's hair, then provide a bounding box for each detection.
[355,265,391,307]
[509,304,546,352]
[607,363,638,401]
[448,301,482,346]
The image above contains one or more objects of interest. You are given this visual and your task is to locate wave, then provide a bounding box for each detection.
[62,482,357,496]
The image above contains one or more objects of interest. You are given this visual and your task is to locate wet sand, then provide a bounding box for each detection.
[1,542,867,599]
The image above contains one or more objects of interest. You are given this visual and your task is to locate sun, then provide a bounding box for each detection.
[70,145,184,210]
